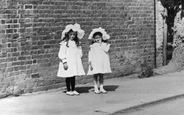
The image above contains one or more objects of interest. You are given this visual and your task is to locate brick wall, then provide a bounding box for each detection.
[0,0,155,97]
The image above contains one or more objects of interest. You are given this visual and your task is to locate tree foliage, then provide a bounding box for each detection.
[159,0,182,43]
[160,0,182,10]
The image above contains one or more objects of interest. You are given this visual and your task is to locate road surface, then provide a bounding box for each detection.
[121,97,184,115]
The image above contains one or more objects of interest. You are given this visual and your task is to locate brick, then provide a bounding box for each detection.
[12,52,20,57]
[12,34,19,39]
[33,60,37,63]
[43,45,50,49]
[1,20,5,24]
[6,29,14,33]
[13,67,19,71]
[43,36,51,40]
[37,41,45,45]
[24,5,33,9]
[12,62,21,66]
[18,66,27,70]
[25,60,32,64]
[18,56,26,60]
[13,19,18,23]
[6,19,13,23]
[31,73,40,78]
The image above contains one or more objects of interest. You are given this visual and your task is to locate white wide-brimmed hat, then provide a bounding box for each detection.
[61,23,85,40]
[88,27,110,40]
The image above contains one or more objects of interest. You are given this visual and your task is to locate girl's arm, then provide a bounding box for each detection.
[88,46,93,70]
[101,42,110,52]
[78,46,83,57]
[58,42,67,63]
[88,47,92,63]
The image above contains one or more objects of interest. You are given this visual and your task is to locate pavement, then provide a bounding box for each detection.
[1,71,184,115]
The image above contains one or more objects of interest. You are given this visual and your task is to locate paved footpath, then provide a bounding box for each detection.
[1,71,184,115]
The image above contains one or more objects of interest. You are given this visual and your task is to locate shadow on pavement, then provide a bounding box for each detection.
[76,86,94,93]
[104,85,119,91]
[75,85,119,94]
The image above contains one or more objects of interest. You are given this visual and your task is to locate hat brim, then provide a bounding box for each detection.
[88,27,110,40]
[61,23,85,40]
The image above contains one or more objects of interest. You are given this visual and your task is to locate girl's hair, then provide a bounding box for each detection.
[90,32,108,44]
[92,32,102,38]
[62,29,80,47]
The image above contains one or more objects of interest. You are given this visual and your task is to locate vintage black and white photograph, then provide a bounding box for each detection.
[0,0,184,115]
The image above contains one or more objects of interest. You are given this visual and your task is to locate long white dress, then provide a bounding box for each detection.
[87,42,112,75]
[57,40,85,78]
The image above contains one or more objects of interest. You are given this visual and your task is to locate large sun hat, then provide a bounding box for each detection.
[61,23,85,39]
[88,27,110,40]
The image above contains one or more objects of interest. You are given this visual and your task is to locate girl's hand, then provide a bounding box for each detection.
[89,62,93,71]
[99,39,102,44]
[63,62,68,70]
[90,65,93,71]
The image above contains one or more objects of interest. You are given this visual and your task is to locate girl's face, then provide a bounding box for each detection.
[94,35,102,43]
[68,31,77,40]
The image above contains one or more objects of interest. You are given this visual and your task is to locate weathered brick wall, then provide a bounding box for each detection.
[156,0,164,67]
[0,0,155,97]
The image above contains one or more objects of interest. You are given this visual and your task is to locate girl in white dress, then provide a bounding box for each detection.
[57,23,85,96]
[87,27,112,94]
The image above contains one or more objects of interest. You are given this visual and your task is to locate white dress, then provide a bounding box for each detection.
[87,42,112,75]
[57,40,85,78]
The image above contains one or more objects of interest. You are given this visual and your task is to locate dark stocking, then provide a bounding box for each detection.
[71,76,76,91]
[65,78,71,91]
